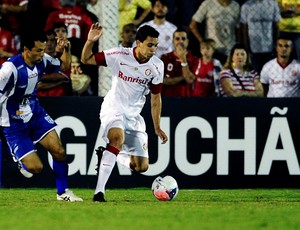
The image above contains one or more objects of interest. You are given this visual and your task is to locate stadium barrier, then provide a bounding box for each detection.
[1,96,300,189]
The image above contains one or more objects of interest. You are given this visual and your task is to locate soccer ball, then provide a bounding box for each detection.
[151,175,179,201]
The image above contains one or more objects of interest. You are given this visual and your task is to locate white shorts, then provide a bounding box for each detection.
[100,111,149,158]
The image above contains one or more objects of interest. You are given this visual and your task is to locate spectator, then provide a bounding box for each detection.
[140,0,177,58]
[160,28,197,97]
[277,0,300,61]
[0,0,28,51]
[119,23,137,47]
[70,55,92,95]
[220,43,264,97]
[86,0,101,20]
[119,0,151,40]
[0,21,18,65]
[44,0,93,58]
[192,38,222,97]
[37,27,72,97]
[240,0,281,73]
[261,36,300,97]
[189,0,240,64]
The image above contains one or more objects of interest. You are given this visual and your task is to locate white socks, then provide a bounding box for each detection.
[94,150,117,194]
[116,152,131,169]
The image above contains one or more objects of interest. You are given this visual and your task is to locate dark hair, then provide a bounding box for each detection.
[136,25,159,42]
[122,23,137,32]
[173,27,188,36]
[52,22,68,30]
[201,38,217,50]
[277,34,293,43]
[223,43,251,70]
[151,0,169,8]
[21,31,47,51]
[276,34,297,60]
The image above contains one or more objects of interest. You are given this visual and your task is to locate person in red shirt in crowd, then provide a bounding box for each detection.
[0,21,17,65]
[0,0,28,51]
[37,25,72,97]
[191,38,222,97]
[161,28,197,97]
[44,0,93,58]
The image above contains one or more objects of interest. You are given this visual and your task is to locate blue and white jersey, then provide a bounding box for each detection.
[0,53,61,126]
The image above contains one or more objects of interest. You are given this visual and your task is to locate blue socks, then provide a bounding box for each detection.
[53,160,68,195]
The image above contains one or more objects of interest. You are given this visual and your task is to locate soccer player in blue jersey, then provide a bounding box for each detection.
[0,32,82,202]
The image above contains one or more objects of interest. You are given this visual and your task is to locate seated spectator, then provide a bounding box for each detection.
[261,36,300,97]
[161,28,197,97]
[192,38,222,97]
[219,43,263,97]
[119,0,151,40]
[277,0,300,61]
[140,0,177,58]
[189,0,240,64]
[37,28,72,97]
[240,0,281,73]
[70,55,92,95]
[119,23,137,47]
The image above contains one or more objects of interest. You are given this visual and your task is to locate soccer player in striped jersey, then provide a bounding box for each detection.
[81,23,168,202]
[0,32,82,202]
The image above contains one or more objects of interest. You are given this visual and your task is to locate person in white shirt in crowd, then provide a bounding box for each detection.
[261,36,300,97]
[240,0,281,73]
[139,0,177,58]
[189,0,240,64]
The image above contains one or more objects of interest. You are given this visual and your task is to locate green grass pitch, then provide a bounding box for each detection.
[1,188,300,230]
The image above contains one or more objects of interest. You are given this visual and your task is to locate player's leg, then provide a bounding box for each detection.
[129,155,149,172]
[2,123,43,176]
[117,115,149,172]
[94,127,124,202]
[34,108,82,201]
[117,130,149,172]
[39,129,82,201]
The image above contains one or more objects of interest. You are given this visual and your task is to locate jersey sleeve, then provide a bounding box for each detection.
[94,52,107,66]
[43,53,61,74]
[0,62,15,93]
[260,64,269,84]
[192,1,208,23]
[150,59,164,94]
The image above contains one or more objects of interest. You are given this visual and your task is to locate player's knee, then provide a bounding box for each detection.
[51,147,66,161]
[27,162,43,174]
[134,164,148,173]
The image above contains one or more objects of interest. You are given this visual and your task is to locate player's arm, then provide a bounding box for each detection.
[81,23,103,65]
[150,89,168,144]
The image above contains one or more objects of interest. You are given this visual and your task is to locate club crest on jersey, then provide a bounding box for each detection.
[145,69,151,76]
[291,69,297,77]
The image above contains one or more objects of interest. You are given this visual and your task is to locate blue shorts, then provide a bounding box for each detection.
[2,105,57,161]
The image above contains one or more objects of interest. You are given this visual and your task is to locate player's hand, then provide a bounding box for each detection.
[155,128,168,144]
[87,23,103,42]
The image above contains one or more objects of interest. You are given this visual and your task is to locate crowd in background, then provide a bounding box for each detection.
[1,0,300,97]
